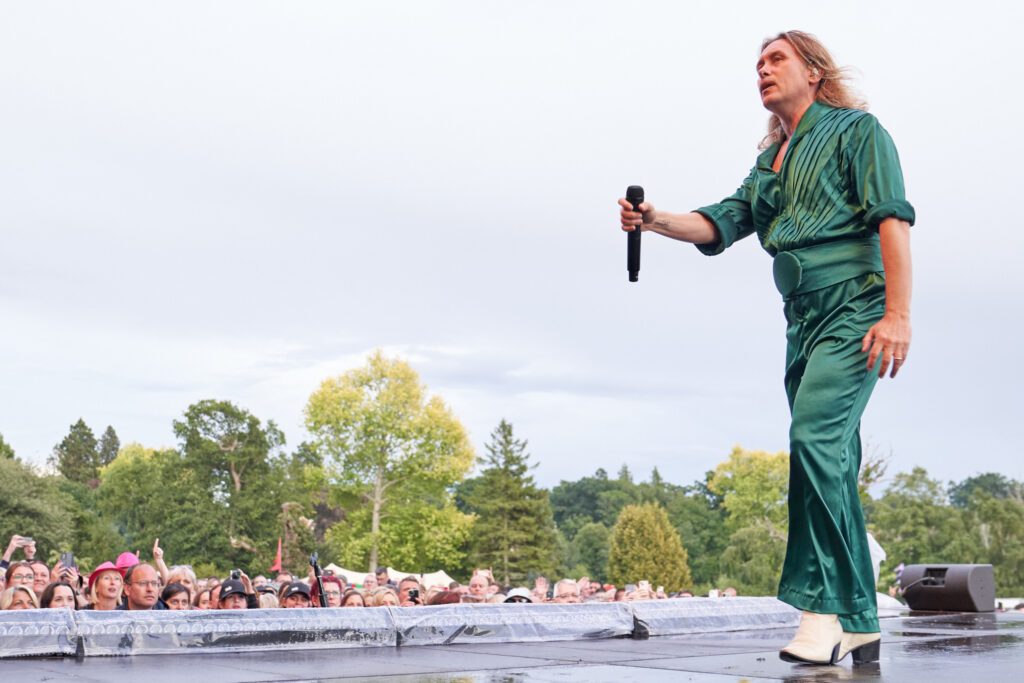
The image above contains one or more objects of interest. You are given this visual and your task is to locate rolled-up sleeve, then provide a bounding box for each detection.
[846,115,915,227]
[693,167,757,255]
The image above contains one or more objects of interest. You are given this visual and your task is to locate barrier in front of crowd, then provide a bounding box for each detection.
[0,597,798,658]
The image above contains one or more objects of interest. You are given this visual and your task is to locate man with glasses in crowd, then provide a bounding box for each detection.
[119,563,166,610]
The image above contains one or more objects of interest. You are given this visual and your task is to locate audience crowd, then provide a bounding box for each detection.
[0,533,759,613]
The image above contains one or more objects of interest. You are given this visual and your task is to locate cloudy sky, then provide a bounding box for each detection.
[2,1,1021,493]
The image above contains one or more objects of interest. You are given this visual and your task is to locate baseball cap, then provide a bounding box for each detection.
[219,579,247,601]
[283,582,311,599]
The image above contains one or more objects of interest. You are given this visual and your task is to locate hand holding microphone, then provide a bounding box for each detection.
[619,186,651,282]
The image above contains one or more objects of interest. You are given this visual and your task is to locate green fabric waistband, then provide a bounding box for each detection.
[772,237,883,299]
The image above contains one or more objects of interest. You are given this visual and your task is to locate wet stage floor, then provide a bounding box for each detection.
[4,611,1022,681]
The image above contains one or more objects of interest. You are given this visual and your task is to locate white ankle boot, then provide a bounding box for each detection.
[837,631,881,664]
[779,611,842,665]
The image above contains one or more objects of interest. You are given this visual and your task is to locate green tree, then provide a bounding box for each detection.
[870,467,975,586]
[948,472,1020,510]
[568,521,611,581]
[97,426,121,468]
[705,447,789,594]
[173,400,286,567]
[666,481,729,588]
[716,525,787,595]
[457,420,557,584]
[304,350,475,572]
[0,432,15,459]
[98,443,228,571]
[51,419,100,485]
[607,502,691,591]
[961,492,1024,595]
[0,458,76,560]
[56,478,126,570]
[550,468,638,539]
[708,446,789,536]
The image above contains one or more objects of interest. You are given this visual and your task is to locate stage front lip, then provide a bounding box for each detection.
[0,597,800,658]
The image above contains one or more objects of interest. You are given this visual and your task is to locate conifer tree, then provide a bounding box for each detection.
[97,426,121,467]
[607,502,691,591]
[463,420,557,584]
[51,419,100,485]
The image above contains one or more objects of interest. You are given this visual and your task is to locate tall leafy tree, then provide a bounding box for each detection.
[173,400,286,568]
[458,420,557,584]
[97,426,121,467]
[98,442,229,571]
[708,446,789,536]
[705,447,790,593]
[51,419,100,485]
[304,350,475,572]
[607,502,691,591]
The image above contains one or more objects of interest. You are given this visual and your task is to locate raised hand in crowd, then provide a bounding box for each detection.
[152,538,170,584]
[2,535,36,565]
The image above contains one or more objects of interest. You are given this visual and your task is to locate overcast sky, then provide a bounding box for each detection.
[2,1,1021,493]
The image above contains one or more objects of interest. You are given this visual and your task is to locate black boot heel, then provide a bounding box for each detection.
[851,639,880,665]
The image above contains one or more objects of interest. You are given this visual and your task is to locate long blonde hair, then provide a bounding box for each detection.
[760,30,867,149]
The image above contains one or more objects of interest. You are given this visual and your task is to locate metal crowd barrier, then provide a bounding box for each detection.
[0,597,798,658]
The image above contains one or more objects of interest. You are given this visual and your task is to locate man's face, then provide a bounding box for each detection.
[376,571,389,585]
[554,582,581,604]
[219,593,247,610]
[468,575,488,598]
[756,39,817,113]
[363,574,378,590]
[30,562,49,595]
[275,573,293,584]
[283,592,310,608]
[252,575,267,588]
[398,581,420,604]
[126,565,160,609]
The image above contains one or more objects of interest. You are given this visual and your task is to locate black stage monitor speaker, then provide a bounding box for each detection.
[900,564,995,612]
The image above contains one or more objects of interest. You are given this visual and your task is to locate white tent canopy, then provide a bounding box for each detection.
[323,564,455,589]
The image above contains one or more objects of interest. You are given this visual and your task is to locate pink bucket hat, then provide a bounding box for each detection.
[88,561,125,590]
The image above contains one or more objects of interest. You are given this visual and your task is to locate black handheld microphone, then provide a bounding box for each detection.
[626,185,644,282]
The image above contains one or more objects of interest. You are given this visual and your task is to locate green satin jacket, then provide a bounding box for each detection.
[694,100,915,258]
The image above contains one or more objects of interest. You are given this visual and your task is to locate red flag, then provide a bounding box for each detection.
[269,537,282,572]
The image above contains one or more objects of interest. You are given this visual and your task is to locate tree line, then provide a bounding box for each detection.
[2,351,1022,595]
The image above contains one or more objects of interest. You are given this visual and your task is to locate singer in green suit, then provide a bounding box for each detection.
[618,31,914,666]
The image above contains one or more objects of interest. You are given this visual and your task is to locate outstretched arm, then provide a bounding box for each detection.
[619,198,720,245]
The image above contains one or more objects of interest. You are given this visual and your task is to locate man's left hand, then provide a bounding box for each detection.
[862,311,911,378]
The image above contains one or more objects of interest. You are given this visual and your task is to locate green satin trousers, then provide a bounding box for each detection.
[776,273,884,633]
